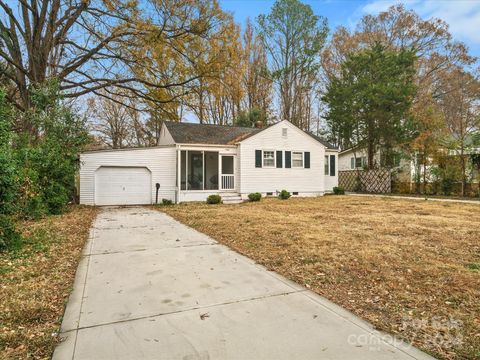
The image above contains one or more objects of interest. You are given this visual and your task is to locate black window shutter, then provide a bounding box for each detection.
[304,152,310,168]
[330,154,336,176]
[276,151,283,168]
[255,150,262,168]
[285,151,291,168]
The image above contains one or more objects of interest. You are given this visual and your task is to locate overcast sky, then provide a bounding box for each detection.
[219,0,480,59]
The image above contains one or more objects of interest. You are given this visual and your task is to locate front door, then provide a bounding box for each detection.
[220,155,235,190]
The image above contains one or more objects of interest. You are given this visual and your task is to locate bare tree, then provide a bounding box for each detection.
[87,93,136,149]
[0,0,229,134]
[438,67,480,195]
[1,1,136,113]
[256,0,328,129]
[242,18,272,116]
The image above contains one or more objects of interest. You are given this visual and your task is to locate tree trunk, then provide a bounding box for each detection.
[423,155,427,195]
[460,148,466,197]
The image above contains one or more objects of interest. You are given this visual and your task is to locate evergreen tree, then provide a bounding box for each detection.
[323,43,416,168]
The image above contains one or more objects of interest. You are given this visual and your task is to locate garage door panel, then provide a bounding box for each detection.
[95,167,152,205]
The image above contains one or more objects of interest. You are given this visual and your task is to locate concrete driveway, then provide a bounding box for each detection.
[54,207,433,360]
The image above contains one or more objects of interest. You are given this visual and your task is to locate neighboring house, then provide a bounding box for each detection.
[338,148,370,171]
[79,120,339,205]
[338,144,480,184]
[338,146,411,182]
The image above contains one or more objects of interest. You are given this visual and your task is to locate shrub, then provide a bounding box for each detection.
[0,214,22,252]
[333,186,345,195]
[23,196,48,220]
[441,177,455,196]
[278,190,291,200]
[162,198,173,205]
[206,194,222,204]
[248,192,262,202]
[0,91,18,216]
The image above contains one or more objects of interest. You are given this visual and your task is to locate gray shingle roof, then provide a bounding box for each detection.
[164,121,337,149]
[164,121,262,145]
[306,133,339,150]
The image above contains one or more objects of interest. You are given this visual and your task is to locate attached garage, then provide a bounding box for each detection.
[95,167,152,205]
[79,146,177,206]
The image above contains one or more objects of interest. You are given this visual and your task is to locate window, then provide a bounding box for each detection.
[263,151,275,167]
[292,151,304,168]
[329,154,336,176]
[282,128,288,137]
[326,155,336,175]
[355,157,363,168]
[351,156,367,169]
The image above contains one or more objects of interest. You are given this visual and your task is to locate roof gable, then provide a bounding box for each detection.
[238,120,338,150]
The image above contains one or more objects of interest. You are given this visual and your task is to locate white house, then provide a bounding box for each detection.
[338,146,411,181]
[79,120,339,205]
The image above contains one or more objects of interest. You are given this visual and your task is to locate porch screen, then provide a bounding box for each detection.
[180,150,219,191]
[205,152,219,190]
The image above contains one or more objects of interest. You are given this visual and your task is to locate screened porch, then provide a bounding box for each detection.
[179,150,235,191]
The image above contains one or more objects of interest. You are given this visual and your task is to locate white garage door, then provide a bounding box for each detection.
[95,167,152,205]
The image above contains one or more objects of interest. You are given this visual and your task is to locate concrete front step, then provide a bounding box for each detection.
[223,199,243,204]
[220,193,243,204]
[220,192,241,197]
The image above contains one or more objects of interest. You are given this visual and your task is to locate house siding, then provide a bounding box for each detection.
[79,146,176,205]
[238,121,327,198]
[338,149,372,171]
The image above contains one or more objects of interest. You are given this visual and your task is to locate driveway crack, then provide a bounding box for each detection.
[71,289,306,332]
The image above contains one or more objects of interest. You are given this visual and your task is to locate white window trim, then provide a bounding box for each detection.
[351,156,366,169]
[292,151,304,168]
[262,150,276,168]
[325,155,330,175]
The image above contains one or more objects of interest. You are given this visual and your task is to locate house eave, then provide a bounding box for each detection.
[175,143,238,148]
[81,144,176,154]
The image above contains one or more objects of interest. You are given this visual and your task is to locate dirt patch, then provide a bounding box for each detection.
[0,206,98,360]
[159,196,480,359]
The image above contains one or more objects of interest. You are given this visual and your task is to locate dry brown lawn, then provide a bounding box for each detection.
[0,206,98,360]
[160,196,480,360]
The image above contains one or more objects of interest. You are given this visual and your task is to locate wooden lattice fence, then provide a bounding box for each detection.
[339,169,392,193]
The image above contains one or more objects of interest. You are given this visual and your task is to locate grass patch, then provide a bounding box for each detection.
[159,196,480,360]
[465,263,480,272]
[0,206,98,359]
